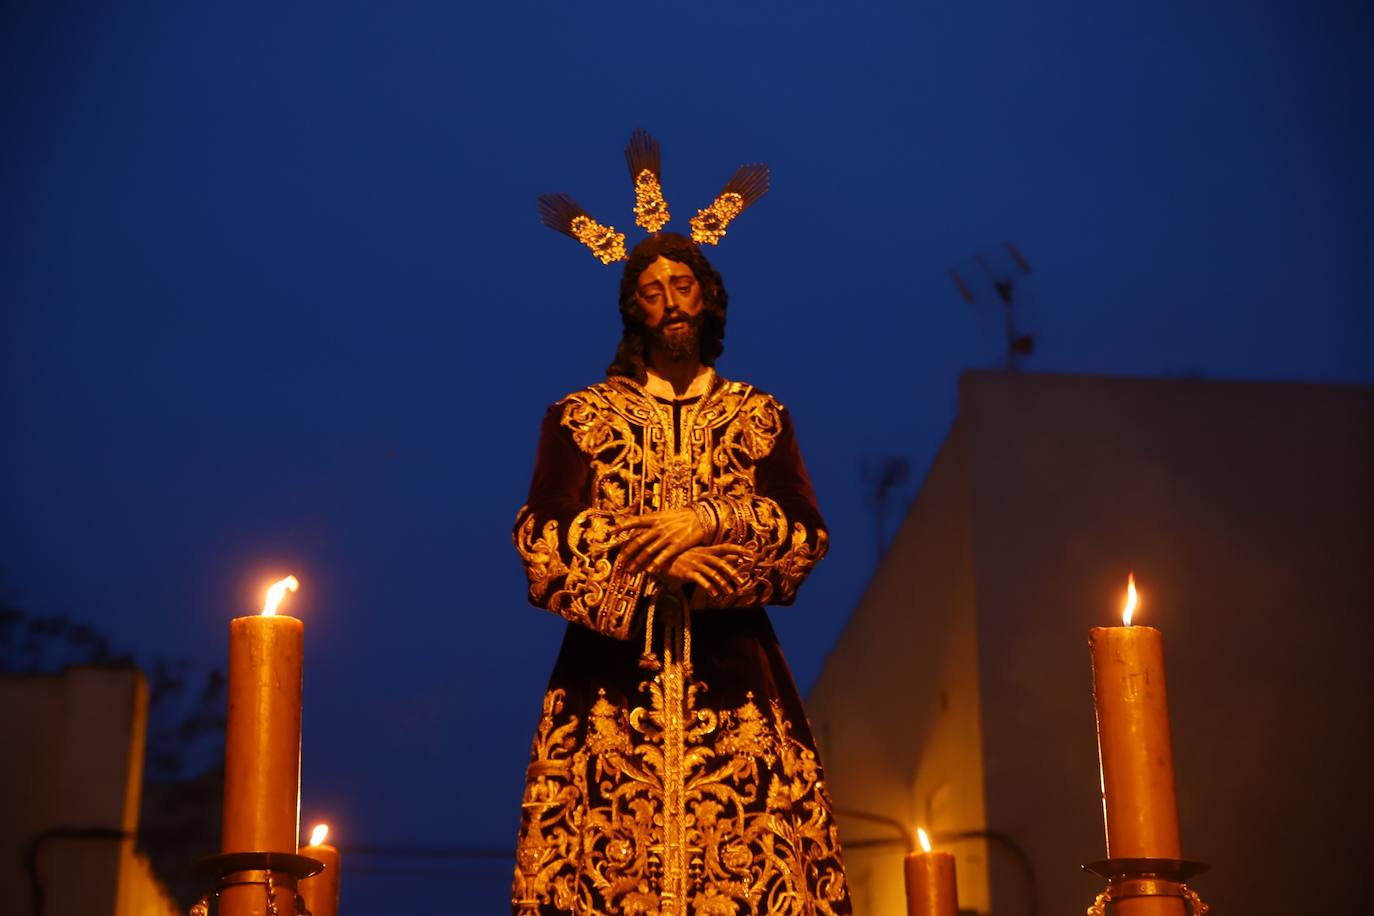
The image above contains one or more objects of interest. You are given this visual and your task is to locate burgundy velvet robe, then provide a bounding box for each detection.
[511,372,851,915]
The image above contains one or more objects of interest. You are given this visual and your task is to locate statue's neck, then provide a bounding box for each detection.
[644,359,710,399]
[645,353,705,397]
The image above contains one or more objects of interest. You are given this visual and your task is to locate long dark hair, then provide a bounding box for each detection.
[606,233,728,380]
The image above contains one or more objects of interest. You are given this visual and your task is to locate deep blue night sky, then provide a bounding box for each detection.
[4,1,1371,909]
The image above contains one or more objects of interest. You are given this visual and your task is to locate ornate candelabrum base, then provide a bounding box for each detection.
[189,852,325,916]
[1082,858,1211,916]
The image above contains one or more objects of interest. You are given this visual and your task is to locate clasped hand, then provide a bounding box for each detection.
[616,507,749,599]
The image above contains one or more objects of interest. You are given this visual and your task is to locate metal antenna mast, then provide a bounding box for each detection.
[862,456,910,568]
[950,241,1035,370]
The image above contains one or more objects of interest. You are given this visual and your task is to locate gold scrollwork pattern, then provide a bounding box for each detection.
[513,373,844,913]
[512,375,829,635]
[515,506,645,640]
[514,681,849,915]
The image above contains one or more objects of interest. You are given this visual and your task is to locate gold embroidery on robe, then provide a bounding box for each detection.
[513,374,848,913]
[512,377,830,634]
[514,683,849,915]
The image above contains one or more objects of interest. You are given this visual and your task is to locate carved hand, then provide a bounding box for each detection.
[659,544,749,597]
[617,508,706,576]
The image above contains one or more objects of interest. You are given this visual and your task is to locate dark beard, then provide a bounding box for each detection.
[650,317,701,361]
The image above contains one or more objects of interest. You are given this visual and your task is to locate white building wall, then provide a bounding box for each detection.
[812,371,1374,915]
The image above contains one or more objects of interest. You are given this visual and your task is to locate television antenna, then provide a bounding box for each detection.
[950,242,1035,370]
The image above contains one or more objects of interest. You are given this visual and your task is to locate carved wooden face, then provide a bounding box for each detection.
[635,256,704,359]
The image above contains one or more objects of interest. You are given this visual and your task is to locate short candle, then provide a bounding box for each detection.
[300,823,341,916]
[903,827,958,916]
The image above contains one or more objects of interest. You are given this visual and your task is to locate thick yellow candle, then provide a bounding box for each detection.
[222,576,304,854]
[1089,575,1184,916]
[904,828,958,916]
[300,824,340,916]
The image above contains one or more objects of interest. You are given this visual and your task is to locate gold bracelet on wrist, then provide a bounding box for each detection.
[694,501,720,543]
[734,501,750,543]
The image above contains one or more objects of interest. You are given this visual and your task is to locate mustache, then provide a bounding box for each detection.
[656,310,700,328]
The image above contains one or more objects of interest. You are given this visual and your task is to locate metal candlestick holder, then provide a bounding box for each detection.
[189,852,325,916]
[1081,858,1210,915]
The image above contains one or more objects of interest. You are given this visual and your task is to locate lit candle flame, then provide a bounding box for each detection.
[1122,573,1138,626]
[917,826,932,854]
[261,575,300,617]
[309,823,329,847]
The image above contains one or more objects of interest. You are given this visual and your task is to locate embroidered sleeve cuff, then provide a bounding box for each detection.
[596,554,648,640]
